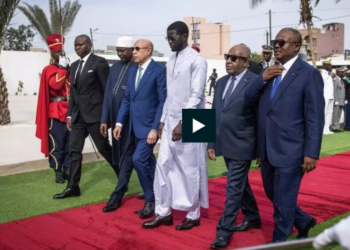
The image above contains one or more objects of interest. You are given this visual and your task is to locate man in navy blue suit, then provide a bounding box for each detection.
[245,28,325,242]
[209,44,261,249]
[114,39,166,219]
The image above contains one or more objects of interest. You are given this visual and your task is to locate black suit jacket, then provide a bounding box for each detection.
[208,70,258,161]
[68,53,110,124]
[248,61,263,76]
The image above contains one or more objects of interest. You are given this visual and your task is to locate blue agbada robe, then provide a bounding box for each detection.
[101,61,137,166]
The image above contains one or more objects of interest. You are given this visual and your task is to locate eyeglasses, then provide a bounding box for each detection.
[224,54,247,62]
[132,47,148,52]
[165,36,179,42]
[271,39,299,48]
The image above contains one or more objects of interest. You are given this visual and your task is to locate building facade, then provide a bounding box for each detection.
[183,17,230,60]
[299,23,344,60]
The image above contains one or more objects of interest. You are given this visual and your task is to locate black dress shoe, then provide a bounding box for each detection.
[103,199,121,213]
[62,167,70,180]
[55,170,65,184]
[142,214,173,228]
[53,186,81,199]
[233,220,262,232]
[137,193,145,199]
[211,235,230,249]
[297,217,317,239]
[176,218,200,230]
[139,201,155,219]
[222,172,228,176]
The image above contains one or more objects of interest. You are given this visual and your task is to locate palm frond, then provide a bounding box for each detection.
[315,0,341,7]
[61,1,81,35]
[49,0,61,34]
[0,0,20,52]
[249,0,267,9]
[18,3,52,41]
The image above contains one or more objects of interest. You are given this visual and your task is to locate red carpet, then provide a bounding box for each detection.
[1,152,350,250]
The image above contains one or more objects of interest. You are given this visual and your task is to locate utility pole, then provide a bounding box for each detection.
[269,10,272,45]
[266,30,269,45]
[90,28,98,53]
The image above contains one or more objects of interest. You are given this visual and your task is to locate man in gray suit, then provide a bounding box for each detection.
[208,44,261,249]
[331,66,347,133]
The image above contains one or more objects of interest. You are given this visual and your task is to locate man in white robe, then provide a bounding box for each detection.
[320,60,334,135]
[143,21,209,230]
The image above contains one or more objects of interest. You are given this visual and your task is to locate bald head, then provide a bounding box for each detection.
[225,44,251,75]
[133,39,154,65]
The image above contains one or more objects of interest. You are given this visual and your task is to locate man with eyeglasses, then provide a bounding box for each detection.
[261,45,275,68]
[208,45,261,249]
[101,36,145,213]
[245,28,324,243]
[143,21,208,231]
[114,39,166,219]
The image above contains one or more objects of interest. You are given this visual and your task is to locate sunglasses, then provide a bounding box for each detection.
[271,39,299,48]
[224,54,247,62]
[165,36,179,42]
[132,47,148,52]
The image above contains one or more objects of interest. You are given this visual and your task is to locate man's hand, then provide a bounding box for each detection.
[302,156,317,173]
[66,118,71,131]
[256,157,261,167]
[113,126,122,140]
[172,122,182,141]
[345,100,348,104]
[158,122,164,140]
[262,65,284,82]
[335,102,339,106]
[207,149,216,161]
[100,123,108,137]
[59,56,69,68]
[147,130,158,145]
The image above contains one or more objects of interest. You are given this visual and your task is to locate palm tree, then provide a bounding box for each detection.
[0,0,20,125]
[249,0,341,66]
[18,0,81,44]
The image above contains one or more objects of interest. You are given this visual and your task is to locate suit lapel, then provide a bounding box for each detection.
[269,58,302,110]
[78,53,94,92]
[223,70,251,110]
[134,59,155,98]
[71,62,78,88]
[130,66,137,97]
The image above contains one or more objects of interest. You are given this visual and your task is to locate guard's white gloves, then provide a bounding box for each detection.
[335,102,339,106]
[313,216,350,250]
[59,56,69,68]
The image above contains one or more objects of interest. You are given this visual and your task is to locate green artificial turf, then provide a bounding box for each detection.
[0,132,349,233]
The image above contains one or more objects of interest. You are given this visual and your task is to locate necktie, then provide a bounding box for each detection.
[270,74,282,100]
[75,59,84,85]
[267,62,269,67]
[222,76,236,108]
[135,66,143,90]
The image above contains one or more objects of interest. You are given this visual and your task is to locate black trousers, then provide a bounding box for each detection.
[208,81,215,96]
[217,158,260,238]
[67,116,118,187]
[109,133,136,201]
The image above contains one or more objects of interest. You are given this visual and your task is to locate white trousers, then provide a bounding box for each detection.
[155,202,201,220]
[324,99,334,134]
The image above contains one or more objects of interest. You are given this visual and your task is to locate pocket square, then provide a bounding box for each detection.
[88,70,93,73]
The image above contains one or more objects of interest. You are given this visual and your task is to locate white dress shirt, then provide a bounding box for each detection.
[280,55,298,81]
[68,52,92,119]
[116,57,153,128]
[222,69,247,99]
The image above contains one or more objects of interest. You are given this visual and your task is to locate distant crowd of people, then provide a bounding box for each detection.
[34,21,347,249]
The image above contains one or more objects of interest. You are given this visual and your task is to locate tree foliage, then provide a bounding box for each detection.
[251,52,262,63]
[3,24,35,51]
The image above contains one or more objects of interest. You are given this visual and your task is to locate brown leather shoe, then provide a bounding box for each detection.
[176,218,200,230]
[142,214,173,229]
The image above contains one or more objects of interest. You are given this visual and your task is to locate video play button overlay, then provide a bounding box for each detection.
[182,109,216,143]
[193,119,205,133]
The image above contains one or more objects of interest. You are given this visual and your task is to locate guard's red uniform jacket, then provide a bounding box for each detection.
[35,64,71,157]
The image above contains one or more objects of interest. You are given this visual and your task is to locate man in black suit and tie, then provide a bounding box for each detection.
[54,35,118,199]
[208,44,261,249]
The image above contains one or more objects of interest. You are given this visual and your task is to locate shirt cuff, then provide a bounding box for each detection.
[116,123,123,127]
[67,116,71,119]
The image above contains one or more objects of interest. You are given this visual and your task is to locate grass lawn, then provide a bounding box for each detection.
[0,132,349,248]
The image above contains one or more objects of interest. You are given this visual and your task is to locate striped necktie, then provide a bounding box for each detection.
[223,76,236,108]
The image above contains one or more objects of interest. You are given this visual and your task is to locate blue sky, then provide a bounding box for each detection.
[10,0,350,57]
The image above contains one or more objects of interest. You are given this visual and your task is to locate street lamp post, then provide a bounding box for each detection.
[90,28,98,53]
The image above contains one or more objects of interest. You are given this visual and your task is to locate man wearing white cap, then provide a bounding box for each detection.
[101,36,142,212]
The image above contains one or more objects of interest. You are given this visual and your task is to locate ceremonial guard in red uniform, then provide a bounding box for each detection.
[35,34,71,184]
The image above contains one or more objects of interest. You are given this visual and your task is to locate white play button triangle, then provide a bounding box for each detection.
[193,119,205,133]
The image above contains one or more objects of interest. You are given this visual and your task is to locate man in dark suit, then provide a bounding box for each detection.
[114,39,166,219]
[245,28,325,242]
[54,35,118,199]
[208,45,261,249]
